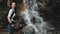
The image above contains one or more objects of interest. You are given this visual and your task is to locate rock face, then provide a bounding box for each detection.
[20,26,35,34]
[21,26,33,32]
[38,0,60,31]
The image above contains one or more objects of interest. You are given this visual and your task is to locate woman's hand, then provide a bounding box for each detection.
[11,24,14,27]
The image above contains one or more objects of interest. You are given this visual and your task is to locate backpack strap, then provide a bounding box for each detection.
[10,10,15,19]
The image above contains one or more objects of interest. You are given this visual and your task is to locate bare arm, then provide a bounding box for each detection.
[7,16,14,27]
[7,9,15,27]
[7,16,12,24]
[7,9,13,24]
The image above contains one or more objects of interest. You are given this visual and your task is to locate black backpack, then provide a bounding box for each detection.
[2,9,15,26]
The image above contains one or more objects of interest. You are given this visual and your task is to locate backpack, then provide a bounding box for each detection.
[2,9,15,26]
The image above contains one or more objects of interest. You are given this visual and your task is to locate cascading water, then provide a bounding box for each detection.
[20,0,54,34]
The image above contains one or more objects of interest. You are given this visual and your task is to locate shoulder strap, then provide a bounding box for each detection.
[10,10,15,18]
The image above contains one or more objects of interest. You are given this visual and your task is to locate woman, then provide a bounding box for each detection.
[7,2,16,34]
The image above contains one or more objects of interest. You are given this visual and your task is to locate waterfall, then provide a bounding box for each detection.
[20,0,54,34]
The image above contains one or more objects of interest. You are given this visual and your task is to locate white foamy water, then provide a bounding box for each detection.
[19,0,54,34]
